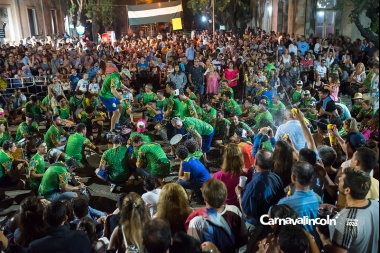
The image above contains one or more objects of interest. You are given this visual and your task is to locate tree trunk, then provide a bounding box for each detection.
[92,11,99,43]
[352,0,379,48]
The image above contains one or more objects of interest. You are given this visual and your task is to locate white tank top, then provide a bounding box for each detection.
[282,55,291,64]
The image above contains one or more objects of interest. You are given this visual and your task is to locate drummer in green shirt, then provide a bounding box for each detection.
[132,135,171,185]
[215,80,234,100]
[221,91,242,117]
[44,115,69,162]
[65,123,102,165]
[171,116,214,161]
[25,95,50,122]
[96,135,131,192]
[156,90,168,112]
[164,81,182,139]
[28,139,47,193]
[179,92,198,119]
[54,95,72,120]
[141,84,157,107]
[202,101,217,127]
[0,121,11,147]
[0,141,26,189]
[99,71,129,132]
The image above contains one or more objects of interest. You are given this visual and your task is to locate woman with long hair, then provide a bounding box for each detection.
[77,217,107,253]
[16,196,48,248]
[345,62,366,95]
[324,72,340,102]
[206,65,220,96]
[273,140,294,188]
[213,143,248,207]
[108,192,150,252]
[155,183,192,235]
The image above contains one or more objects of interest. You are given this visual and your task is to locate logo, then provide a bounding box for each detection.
[260,215,337,226]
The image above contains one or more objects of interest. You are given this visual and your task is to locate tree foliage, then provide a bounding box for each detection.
[346,0,379,47]
[187,0,251,32]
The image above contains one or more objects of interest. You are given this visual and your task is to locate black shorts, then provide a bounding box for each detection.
[0,175,19,188]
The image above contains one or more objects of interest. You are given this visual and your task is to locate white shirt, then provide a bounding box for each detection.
[76,79,89,92]
[316,65,328,78]
[142,188,161,218]
[289,44,298,55]
[88,83,100,94]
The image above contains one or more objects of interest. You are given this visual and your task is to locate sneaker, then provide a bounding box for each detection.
[110,184,117,193]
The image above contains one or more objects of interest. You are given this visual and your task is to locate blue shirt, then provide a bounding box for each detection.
[275,120,307,151]
[182,157,211,183]
[70,74,82,90]
[277,190,322,246]
[297,41,310,56]
[186,47,195,60]
[242,171,284,225]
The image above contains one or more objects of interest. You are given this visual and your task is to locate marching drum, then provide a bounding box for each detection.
[170,134,185,149]
[133,112,143,123]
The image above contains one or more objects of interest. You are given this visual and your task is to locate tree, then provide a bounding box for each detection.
[68,0,114,41]
[85,0,115,42]
[187,0,251,33]
[347,0,379,47]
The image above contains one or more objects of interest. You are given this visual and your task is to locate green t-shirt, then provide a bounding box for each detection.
[120,100,132,122]
[29,153,46,191]
[167,94,181,117]
[269,102,286,118]
[183,117,214,136]
[196,106,204,120]
[69,96,84,108]
[222,99,242,116]
[0,150,12,180]
[137,143,171,175]
[15,121,39,142]
[101,146,129,183]
[202,108,217,127]
[230,121,252,137]
[99,73,121,98]
[142,92,157,105]
[45,125,66,149]
[189,93,197,101]
[54,105,71,120]
[219,87,234,99]
[188,150,203,160]
[0,131,11,147]
[25,101,43,117]
[129,132,152,158]
[215,118,231,136]
[157,98,168,111]
[350,104,362,117]
[38,164,69,196]
[292,90,302,104]
[180,99,197,119]
[65,133,93,162]
[255,110,274,129]
[41,96,52,111]
[78,110,104,124]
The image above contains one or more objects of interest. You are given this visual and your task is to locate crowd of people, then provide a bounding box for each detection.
[0,27,379,253]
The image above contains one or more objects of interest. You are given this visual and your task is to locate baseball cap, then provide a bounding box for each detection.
[302,90,311,95]
[0,108,4,115]
[136,119,147,133]
[343,132,366,149]
[296,80,304,86]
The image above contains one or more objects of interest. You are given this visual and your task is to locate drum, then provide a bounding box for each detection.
[86,153,101,169]
[170,134,184,149]
[16,138,26,147]
[13,148,23,160]
[47,147,65,163]
[133,112,143,123]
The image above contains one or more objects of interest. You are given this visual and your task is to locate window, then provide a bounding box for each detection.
[51,10,57,35]
[317,0,336,9]
[27,8,38,36]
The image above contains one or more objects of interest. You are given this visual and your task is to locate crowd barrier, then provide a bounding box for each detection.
[2,76,71,100]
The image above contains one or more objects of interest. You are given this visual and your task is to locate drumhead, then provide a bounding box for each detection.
[16,138,26,146]
[75,108,83,118]
[170,134,183,146]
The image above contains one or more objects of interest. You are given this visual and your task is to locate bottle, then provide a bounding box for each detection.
[327,124,336,147]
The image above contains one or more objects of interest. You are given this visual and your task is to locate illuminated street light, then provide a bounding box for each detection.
[201,16,207,22]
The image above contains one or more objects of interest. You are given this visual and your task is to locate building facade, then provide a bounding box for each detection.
[0,0,68,43]
[251,0,367,40]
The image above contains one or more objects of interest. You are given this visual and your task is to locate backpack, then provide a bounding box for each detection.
[203,218,236,253]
